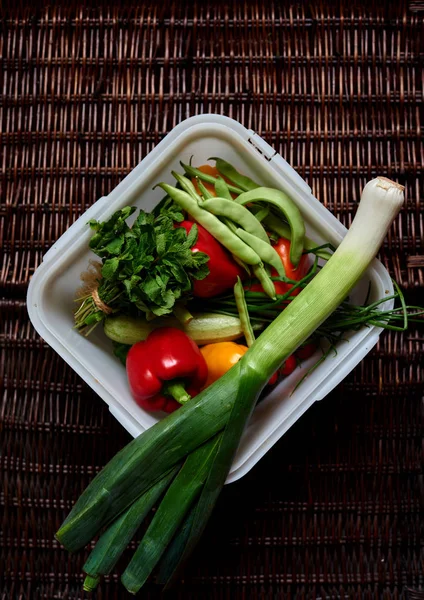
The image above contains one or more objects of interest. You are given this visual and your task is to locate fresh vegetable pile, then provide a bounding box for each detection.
[58,160,422,595]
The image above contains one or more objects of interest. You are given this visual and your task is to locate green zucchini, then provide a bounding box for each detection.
[103,312,246,346]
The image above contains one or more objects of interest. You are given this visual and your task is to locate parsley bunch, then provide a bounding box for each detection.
[74,200,209,334]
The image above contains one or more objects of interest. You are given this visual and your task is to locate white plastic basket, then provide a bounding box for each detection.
[27,114,393,483]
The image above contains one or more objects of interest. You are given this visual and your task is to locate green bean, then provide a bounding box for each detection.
[204,180,236,235]
[250,205,270,222]
[214,176,233,200]
[264,213,333,261]
[196,178,214,200]
[252,264,276,300]
[201,198,270,244]
[172,172,202,202]
[232,254,251,275]
[236,228,285,278]
[180,162,244,195]
[236,187,305,266]
[222,217,238,234]
[157,181,262,266]
[209,157,260,191]
[234,277,255,347]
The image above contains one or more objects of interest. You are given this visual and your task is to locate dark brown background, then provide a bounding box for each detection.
[1,2,423,599]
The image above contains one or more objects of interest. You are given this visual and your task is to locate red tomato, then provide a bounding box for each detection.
[296,343,316,361]
[268,371,279,386]
[246,237,311,296]
[280,355,297,377]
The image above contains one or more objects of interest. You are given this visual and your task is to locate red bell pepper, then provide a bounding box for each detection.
[246,237,310,296]
[126,328,208,413]
[179,220,245,298]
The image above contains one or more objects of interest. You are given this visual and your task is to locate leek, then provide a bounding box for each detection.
[56,178,404,575]
[121,436,221,593]
[82,467,178,591]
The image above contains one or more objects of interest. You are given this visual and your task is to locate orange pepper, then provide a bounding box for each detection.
[200,341,248,388]
[191,165,237,199]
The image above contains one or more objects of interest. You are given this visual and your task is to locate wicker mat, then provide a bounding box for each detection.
[1,2,423,599]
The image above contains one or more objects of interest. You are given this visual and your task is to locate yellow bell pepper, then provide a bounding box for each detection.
[200,341,248,389]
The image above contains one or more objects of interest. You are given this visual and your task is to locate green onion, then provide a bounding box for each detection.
[151,176,407,586]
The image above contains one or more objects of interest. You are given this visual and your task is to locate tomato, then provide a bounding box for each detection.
[246,237,311,296]
[280,355,297,377]
[295,343,316,361]
[268,371,279,386]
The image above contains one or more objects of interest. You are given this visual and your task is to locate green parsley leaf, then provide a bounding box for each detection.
[87,202,210,317]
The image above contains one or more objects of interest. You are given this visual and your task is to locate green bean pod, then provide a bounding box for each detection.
[235,228,285,278]
[214,176,233,200]
[201,198,270,244]
[180,161,244,195]
[236,187,305,266]
[172,171,202,201]
[196,178,214,200]
[252,264,277,300]
[251,205,270,222]
[209,157,260,191]
[231,254,251,275]
[234,277,256,346]
[157,181,262,266]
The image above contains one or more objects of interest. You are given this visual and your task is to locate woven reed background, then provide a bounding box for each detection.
[1,1,423,599]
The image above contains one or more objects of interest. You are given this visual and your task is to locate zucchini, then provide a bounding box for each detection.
[103,312,246,346]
